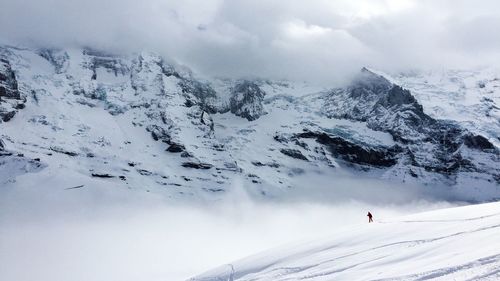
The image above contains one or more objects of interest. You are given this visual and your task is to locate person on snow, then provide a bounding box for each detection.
[367,212,373,223]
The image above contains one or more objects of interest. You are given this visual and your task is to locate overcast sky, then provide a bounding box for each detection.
[1,0,499,82]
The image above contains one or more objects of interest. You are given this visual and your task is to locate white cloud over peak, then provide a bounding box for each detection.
[1,0,499,82]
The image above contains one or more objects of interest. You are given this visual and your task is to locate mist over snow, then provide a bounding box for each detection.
[1,0,500,83]
[0,173,458,281]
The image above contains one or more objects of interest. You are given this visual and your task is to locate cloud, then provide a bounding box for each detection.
[1,0,499,82]
[0,176,457,281]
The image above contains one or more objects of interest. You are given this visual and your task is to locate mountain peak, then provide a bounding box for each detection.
[0,45,498,202]
[351,67,392,92]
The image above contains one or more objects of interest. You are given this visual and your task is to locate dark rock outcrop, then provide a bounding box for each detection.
[166,143,185,153]
[295,130,399,167]
[137,169,153,176]
[280,148,308,161]
[0,58,20,100]
[229,80,266,121]
[91,173,115,178]
[464,134,495,151]
[182,162,213,169]
[251,161,279,168]
[0,57,25,123]
[50,146,79,157]
[1,110,16,122]
[178,78,218,113]
[147,124,172,143]
[181,151,193,158]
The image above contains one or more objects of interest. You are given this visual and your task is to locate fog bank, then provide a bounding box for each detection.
[0,180,458,281]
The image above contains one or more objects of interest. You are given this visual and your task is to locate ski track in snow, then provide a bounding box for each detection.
[192,202,500,281]
[373,254,500,281]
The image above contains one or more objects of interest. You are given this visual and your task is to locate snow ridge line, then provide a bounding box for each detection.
[371,253,500,281]
[378,212,500,224]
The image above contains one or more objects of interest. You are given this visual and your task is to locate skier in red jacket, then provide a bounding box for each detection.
[367,212,373,223]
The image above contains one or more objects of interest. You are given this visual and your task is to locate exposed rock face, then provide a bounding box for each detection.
[464,134,496,151]
[38,49,70,74]
[182,162,213,169]
[179,78,218,113]
[147,125,172,143]
[280,148,308,161]
[0,58,20,100]
[324,69,432,141]
[0,45,497,200]
[91,173,115,178]
[1,110,16,122]
[229,80,266,121]
[295,130,399,167]
[181,151,193,158]
[166,143,185,153]
[50,146,79,157]
[0,56,25,123]
[84,48,129,78]
[320,68,499,178]
[152,55,219,113]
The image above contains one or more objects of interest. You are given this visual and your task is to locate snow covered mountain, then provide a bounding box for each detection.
[191,201,500,281]
[0,45,498,201]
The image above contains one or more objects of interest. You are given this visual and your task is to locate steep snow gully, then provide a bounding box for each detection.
[192,202,500,281]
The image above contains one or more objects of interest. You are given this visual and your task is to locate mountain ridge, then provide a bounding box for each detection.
[0,45,498,202]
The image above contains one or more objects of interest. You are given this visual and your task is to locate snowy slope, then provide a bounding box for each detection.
[391,69,500,148]
[191,202,500,281]
[0,45,498,202]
